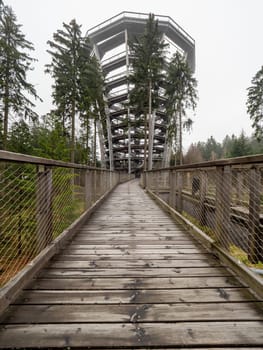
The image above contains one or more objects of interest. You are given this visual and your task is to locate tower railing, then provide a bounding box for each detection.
[87,11,195,45]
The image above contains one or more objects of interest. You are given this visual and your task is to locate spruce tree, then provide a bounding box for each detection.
[165,51,197,164]
[46,20,104,164]
[129,13,167,170]
[0,4,40,150]
[247,65,263,140]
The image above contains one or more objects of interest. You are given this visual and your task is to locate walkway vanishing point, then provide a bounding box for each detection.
[0,180,263,349]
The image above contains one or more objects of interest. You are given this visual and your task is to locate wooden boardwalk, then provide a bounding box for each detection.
[0,180,263,348]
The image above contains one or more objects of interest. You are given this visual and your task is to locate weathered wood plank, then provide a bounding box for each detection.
[15,288,255,304]
[27,276,244,290]
[3,302,263,324]
[54,253,217,261]
[73,238,196,244]
[67,244,200,249]
[49,259,220,268]
[0,322,262,348]
[63,248,206,255]
[78,230,188,234]
[40,266,230,277]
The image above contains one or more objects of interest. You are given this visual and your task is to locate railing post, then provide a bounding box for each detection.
[109,171,113,189]
[248,167,262,263]
[198,170,207,225]
[100,170,104,196]
[84,169,93,209]
[145,171,149,190]
[36,165,53,251]
[169,170,176,208]
[215,166,232,249]
[175,171,183,213]
[106,171,109,191]
[142,171,146,189]
[148,171,152,190]
[155,171,159,194]
[89,170,96,202]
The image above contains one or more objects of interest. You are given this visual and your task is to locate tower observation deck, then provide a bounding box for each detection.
[86,12,195,172]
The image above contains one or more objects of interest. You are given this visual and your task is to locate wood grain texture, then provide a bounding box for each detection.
[0,322,263,348]
[0,179,262,349]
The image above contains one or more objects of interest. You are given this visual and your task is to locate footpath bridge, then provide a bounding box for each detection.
[0,151,263,348]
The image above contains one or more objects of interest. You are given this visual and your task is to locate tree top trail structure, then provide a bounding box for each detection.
[86,11,195,172]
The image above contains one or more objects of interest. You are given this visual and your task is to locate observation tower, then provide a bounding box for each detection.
[86,12,195,172]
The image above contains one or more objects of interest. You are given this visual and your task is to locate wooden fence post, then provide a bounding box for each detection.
[248,167,262,263]
[169,170,176,208]
[157,171,160,195]
[36,165,53,251]
[215,166,232,249]
[84,170,93,209]
[198,170,208,225]
[175,171,183,213]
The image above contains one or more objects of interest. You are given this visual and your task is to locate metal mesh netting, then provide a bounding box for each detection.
[146,164,263,270]
[0,161,119,287]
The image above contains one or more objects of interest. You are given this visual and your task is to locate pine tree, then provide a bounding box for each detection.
[0,4,40,150]
[247,65,263,140]
[129,13,167,170]
[79,54,105,165]
[46,20,104,164]
[165,51,197,164]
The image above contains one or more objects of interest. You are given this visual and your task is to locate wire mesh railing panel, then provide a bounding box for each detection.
[145,158,263,272]
[0,153,120,287]
[0,163,38,286]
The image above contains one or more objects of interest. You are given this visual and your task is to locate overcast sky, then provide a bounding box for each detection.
[5,0,263,150]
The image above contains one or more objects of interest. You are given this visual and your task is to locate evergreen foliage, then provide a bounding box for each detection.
[165,51,198,164]
[46,19,104,164]
[184,131,262,164]
[0,3,40,149]
[247,65,263,140]
[129,13,167,170]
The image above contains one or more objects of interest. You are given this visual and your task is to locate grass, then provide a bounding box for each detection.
[182,211,263,272]
[182,211,216,240]
[229,245,263,270]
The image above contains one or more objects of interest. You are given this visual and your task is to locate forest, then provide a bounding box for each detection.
[183,131,263,164]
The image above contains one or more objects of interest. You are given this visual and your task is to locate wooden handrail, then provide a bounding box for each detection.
[0,150,113,171]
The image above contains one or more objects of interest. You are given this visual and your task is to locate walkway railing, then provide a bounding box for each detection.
[143,155,263,271]
[0,151,121,287]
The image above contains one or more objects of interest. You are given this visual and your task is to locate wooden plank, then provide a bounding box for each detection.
[28,276,244,290]
[54,253,216,261]
[3,302,263,324]
[66,244,202,249]
[76,233,191,238]
[15,288,256,304]
[49,259,220,269]
[63,248,205,255]
[78,229,187,234]
[73,238,196,243]
[40,266,230,278]
[0,322,262,348]
[84,225,184,230]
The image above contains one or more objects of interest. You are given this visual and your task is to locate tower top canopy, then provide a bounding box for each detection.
[86,11,195,71]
